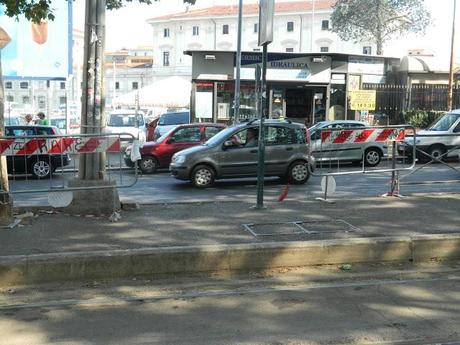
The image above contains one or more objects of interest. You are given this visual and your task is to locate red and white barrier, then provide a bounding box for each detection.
[0,136,121,156]
[321,128,405,145]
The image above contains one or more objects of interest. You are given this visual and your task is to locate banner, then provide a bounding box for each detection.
[0,1,72,79]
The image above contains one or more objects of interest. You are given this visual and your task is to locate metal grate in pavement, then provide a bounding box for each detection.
[242,219,360,238]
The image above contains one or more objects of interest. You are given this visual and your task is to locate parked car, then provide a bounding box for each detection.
[105,110,147,144]
[5,125,71,179]
[169,119,313,188]
[309,120,387,167]
[153,111,190,140]
[398,109,460,161]
[125,123,225,174]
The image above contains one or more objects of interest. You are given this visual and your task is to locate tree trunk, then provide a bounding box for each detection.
[376,0,384,55]
[0,51,12,224]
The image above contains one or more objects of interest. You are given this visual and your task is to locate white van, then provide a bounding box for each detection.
[105,110,147,143]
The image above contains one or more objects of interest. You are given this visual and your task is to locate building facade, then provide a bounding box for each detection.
[187,50,399,125]
[104,47,154,108]
[147,0,375,81]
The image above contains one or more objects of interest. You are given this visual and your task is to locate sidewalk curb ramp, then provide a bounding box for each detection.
[1,234,459,286]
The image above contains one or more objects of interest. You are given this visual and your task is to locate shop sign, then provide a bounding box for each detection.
[349,90,376,110]
[348,56,384,75]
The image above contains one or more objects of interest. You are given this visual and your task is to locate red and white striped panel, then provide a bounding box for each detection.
[321,128,405,145]
[0,136,121,156]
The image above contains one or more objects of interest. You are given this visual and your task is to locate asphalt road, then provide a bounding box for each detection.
[1,262,460,345]
[9,160,460,207]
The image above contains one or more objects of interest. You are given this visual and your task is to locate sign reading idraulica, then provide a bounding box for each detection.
[238,52,331,83]
[0,1,72,79]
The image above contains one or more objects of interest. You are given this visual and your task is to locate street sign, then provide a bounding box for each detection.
[349,90,376,110]
[258,0,274,46]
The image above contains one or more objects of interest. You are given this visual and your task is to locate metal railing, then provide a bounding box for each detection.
[1,133,138,194]
[308,125,416,199]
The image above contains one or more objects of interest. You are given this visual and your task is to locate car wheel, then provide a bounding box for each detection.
[31,159,53,179]
[192,165,215,188]
[287,160,310,185]
[427,145,446,161]
[139,156,158,174]
[364,148,382,167]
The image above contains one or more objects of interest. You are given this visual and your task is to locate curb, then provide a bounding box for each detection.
[1,234,459,287]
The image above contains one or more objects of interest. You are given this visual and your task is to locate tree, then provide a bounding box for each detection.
[0,0,196,22]
[331,0,431,55]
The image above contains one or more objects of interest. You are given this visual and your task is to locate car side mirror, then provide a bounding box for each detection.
[223,140,234,149]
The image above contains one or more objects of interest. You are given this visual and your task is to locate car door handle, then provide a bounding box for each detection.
[250,149,258,153]
[286,147,294,151]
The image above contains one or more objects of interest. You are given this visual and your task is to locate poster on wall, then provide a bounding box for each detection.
[0,1,72,79]
[195,92,213,119]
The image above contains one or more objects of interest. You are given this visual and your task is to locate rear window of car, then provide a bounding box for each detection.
[158,112,189,126]
[6,128,34,137]
[108,114,145,127]
[293,128,307,144]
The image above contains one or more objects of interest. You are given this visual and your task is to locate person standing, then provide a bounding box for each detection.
[25,114,34,125]
[36,112,49,125]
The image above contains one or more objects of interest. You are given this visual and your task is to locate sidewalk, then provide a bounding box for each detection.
[1,193,460,286]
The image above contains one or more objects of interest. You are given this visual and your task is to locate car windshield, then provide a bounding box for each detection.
[155,127,177,143]
[428,113,460,131]
[108,114,145,127]
[204,126,239,146]
[158,112,189,126]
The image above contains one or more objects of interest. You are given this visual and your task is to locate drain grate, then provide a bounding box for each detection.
[242,219,360,237]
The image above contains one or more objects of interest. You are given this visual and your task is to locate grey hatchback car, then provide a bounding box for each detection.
[170,120,313,188]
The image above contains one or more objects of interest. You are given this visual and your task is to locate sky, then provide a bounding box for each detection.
[73,0,459,60]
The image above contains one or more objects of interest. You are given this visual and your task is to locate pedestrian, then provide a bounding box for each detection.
[36,112,49,125]
[25,114,34,125]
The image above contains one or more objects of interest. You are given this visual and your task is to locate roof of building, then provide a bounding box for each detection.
[148,0,335,22]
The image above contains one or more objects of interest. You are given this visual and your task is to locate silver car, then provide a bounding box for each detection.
[309,120,387,167]
[170,120,313,188]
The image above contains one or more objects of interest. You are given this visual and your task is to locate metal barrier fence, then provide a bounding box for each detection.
[398,131,460,192]
[0,133,138,194]
[308,125,416,200]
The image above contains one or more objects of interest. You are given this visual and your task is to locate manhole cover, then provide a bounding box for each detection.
[243,220,359,237]
[48,191,73,208]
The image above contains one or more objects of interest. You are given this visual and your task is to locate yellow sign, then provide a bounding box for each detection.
[349,90,376,110]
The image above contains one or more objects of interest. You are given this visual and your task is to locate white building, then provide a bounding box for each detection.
[104,47,154,108]
[147,0,375,80]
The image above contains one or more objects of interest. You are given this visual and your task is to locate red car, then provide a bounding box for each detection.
[125,123,225,174]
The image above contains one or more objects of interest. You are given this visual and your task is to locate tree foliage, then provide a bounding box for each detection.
[331,0,431,55]
[0,0,196,23]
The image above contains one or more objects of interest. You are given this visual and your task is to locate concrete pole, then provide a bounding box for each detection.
[448,0,457,111]
[79,0,106,180]
[233,0,243,124]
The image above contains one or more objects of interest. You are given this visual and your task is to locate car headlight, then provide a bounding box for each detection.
[172,155,186,164]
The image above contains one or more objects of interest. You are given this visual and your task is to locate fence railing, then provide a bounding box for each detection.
[1,133,138,194]
[362,83,460,119]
